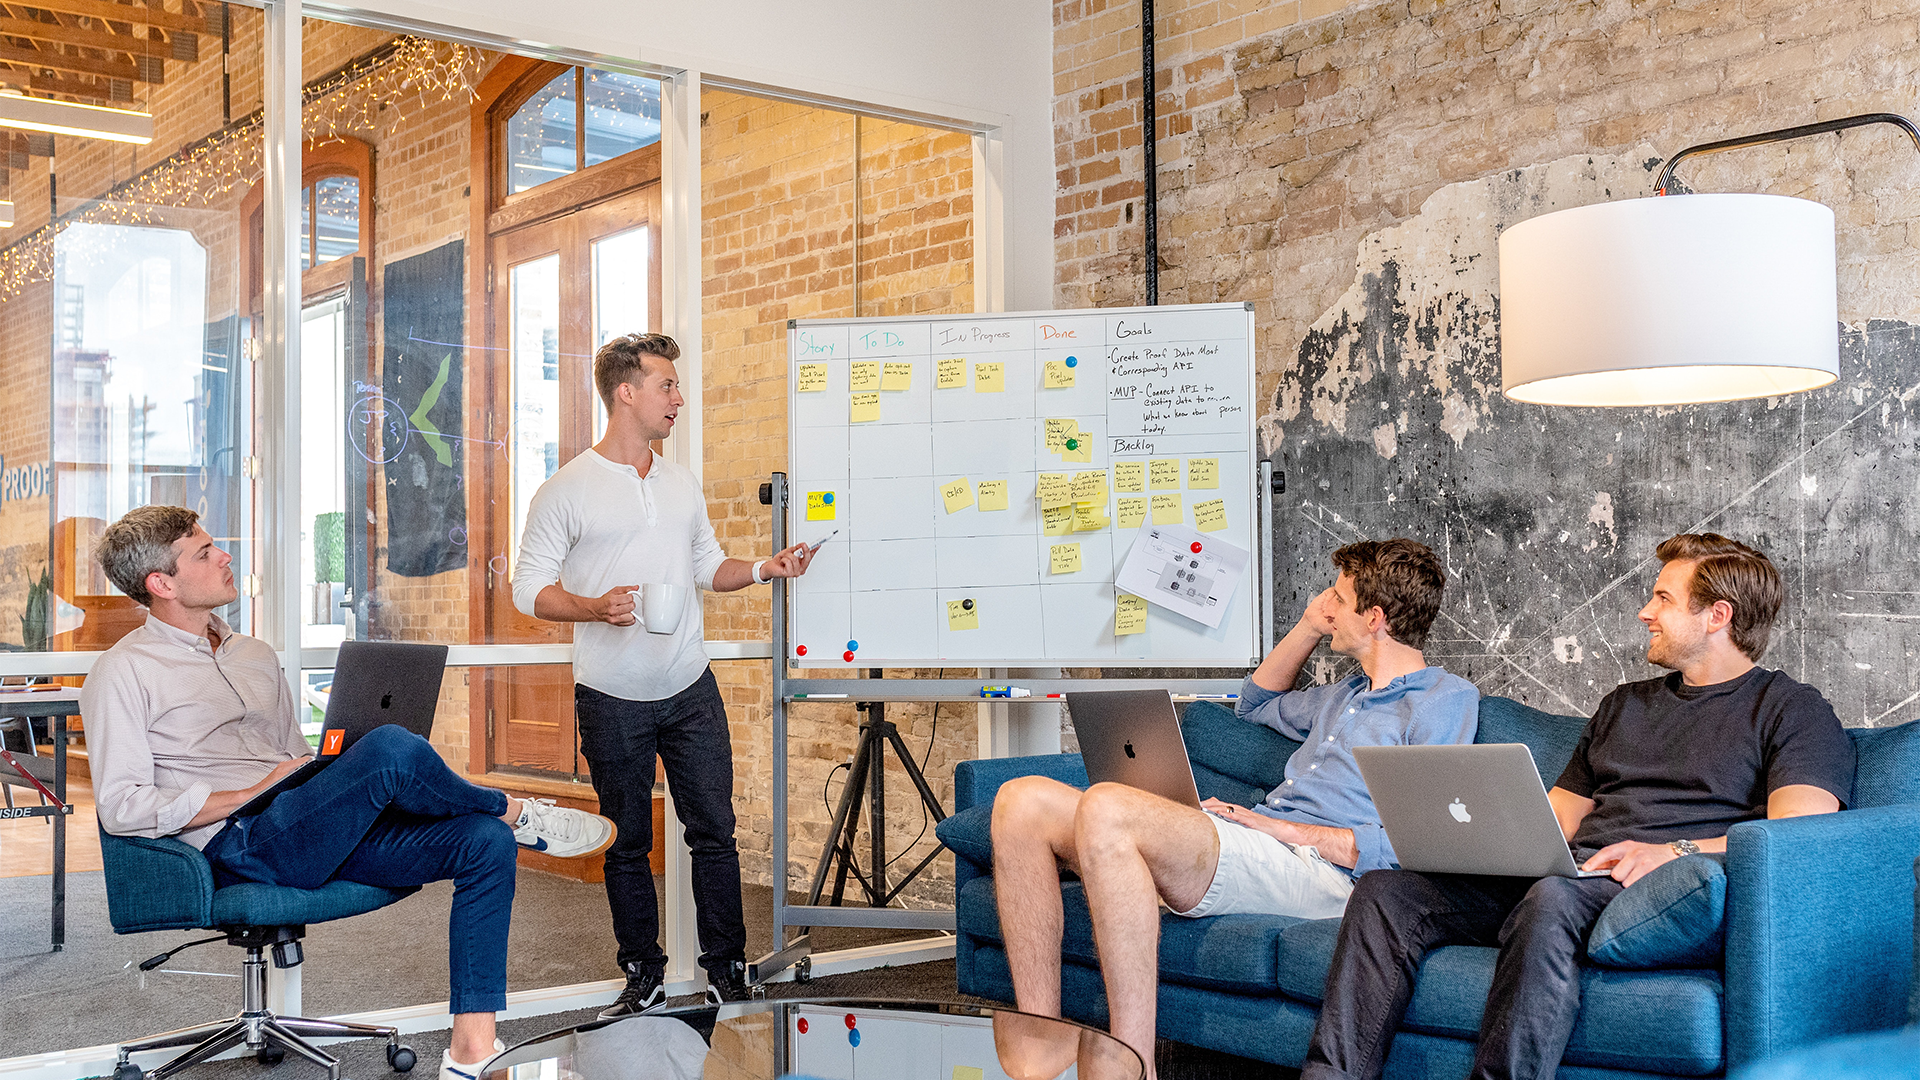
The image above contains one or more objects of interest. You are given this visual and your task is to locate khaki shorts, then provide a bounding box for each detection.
[1171,814,1355,921]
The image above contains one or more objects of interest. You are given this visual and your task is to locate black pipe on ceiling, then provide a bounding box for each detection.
[1142,0,1158,305]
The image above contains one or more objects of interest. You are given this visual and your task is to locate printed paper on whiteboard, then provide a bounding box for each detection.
[1114,523,1247,629]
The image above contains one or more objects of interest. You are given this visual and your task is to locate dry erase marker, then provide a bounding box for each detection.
[980,685,1031,698]
[791,693,849,699]
[805,529,840,554]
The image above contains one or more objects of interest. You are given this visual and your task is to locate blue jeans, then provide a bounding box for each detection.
[202,724,517,1015]
[575,669,745,973]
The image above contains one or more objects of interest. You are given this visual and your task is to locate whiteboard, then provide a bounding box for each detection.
[787,303,1259,667]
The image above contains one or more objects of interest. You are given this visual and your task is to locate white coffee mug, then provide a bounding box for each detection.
[636,583,686,635]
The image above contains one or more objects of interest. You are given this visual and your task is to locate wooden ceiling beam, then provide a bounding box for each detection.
[10,0,207,35]
[0,14,167,56]
[0,38,154,82]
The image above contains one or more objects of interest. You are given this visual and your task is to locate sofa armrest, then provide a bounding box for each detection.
[1724,804,1920,1068]
[98,828,217,933]
[952,754,1088,813]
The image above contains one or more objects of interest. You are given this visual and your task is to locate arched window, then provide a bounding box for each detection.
[503,66,662,195]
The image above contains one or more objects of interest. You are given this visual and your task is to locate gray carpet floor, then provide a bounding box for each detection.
[1,870,1276,1079]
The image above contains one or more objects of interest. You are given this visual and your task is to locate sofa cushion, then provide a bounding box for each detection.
[1273,917,1343,1004]
[1180,699,1299,797]
[955,875,1304,993]
[1474,696,1589,787]
[1588,853,1727,969]
[1849,719,1920,808]
[935,802,995,868]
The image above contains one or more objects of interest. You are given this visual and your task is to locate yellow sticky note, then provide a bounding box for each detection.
[1193,498,1228,532]
[1061,424,1092,462]
[976,479,1008,512]
[937,357,966,388]
[1117,496,1148,529]
[1049,542,1082,575]
[1043,360,1075,388]
[1114,461,1146,493]
[1041,504,1074,536]
[1149,459,1181,489]
[850,391,881,423]
[796,363,828,392]
[806,491,837,521]
[1044,418,1073,453]
[1072,503,1109,532]
[946,599,979,631]
[1071,469,1107,505]
[941,477,974,514]
[1115,593,1148,636]
[849,360,880,391]
[954,1068,985,1080]
[1188,458,1220,489]
[1037,473,1072,509]
[1151,492,1183,524]
[882,361,913,391]
[974,362,1004,392]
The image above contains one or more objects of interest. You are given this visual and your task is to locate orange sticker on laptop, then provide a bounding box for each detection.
[321,729,346,756]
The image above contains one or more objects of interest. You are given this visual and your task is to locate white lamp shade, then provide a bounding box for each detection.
[1499,193,1839,406]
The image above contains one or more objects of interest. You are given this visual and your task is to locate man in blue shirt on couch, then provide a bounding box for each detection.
[991,538,1479,1077]
[1301,533,1856,1080]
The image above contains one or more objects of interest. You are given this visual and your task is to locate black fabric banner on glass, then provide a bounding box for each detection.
[380,240,467,578]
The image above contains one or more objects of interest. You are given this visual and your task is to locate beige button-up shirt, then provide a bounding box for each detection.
[79,614,311,850]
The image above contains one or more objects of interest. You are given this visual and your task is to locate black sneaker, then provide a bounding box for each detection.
[599,964,666,1019]
[704,960,752,1004]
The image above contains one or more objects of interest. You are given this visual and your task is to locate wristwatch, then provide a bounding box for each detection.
[1668,838,1701,858]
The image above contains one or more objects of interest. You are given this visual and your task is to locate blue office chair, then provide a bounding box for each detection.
[99,828,420,1080]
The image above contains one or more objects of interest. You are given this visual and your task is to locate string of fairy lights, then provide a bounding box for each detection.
[0,37,486,302]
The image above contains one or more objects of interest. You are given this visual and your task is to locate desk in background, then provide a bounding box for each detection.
[0,686,81,951]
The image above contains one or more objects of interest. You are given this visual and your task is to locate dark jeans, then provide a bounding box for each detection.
[1302,868,1625,1080]
[575,669,745,973]
[202,725,516,1015]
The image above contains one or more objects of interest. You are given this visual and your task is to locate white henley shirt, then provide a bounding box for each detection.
[510,448,729,702]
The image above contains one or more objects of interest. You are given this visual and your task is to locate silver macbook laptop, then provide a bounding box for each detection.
[1353,743,1611,878]
[1065,689,1202,809]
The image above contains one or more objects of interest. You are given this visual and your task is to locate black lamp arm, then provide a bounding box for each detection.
[1655,112,1920,195]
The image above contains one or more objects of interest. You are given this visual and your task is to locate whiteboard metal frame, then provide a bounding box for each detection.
[784,302,1264,669]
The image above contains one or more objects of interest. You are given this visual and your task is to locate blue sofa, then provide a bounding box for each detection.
[939,698,1920,1079]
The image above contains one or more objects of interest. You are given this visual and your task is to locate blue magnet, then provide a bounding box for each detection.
[1065,356,1078,368]
[847,640,859,651]
[823,492,834,504]
[848,1029,861,1047]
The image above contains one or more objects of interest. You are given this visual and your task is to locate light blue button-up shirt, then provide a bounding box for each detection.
[1236,667,1479,879]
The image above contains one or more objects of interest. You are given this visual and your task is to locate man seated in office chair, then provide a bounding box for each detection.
[1300,534,1856,1080]
[991,539,1480,1079]
[80,505,618,1080]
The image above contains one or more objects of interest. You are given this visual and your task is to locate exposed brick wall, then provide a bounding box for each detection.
[1054,0,1920,446]
[701,92,975,904]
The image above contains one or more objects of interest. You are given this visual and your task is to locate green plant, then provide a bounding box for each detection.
[20,565,50,651]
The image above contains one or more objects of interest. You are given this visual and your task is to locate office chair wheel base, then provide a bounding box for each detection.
[112,1064,143,1080]
[387,1044,416,1072]
[256,1046,286,1066]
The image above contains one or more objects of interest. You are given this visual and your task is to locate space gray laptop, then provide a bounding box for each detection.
[1065,689,1202,809]
[232,640,450,818]
[1353,743,1611,878]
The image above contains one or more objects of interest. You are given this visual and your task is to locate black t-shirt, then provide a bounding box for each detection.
[1555,667,1855,852]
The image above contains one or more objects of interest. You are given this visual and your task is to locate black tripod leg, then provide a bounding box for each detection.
[807,721,874,906]
[885,727,949,823]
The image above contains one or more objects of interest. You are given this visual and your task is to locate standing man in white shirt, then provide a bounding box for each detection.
[511,332,812,1015]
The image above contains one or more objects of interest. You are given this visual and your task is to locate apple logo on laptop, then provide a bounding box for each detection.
[1449,798,1471,823]
[1123,741,1136,759]
[380,692,393,709]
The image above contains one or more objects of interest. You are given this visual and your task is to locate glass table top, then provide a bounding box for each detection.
[482,997,1144,1080]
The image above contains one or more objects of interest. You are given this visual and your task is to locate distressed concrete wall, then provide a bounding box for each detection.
[1054,0,1920,721]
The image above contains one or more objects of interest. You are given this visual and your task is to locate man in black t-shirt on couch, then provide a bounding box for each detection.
[1301,533,1857,1080]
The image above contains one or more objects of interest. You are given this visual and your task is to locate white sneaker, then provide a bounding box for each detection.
[439,1038,505,1080]
[512,797,616,858]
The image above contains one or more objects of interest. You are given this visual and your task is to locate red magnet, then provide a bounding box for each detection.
[1191,541,1203,553]
[844,1014,858,1030]
[796,645,808,656]
[843,650,855,662]
[797,1018,809,1034]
